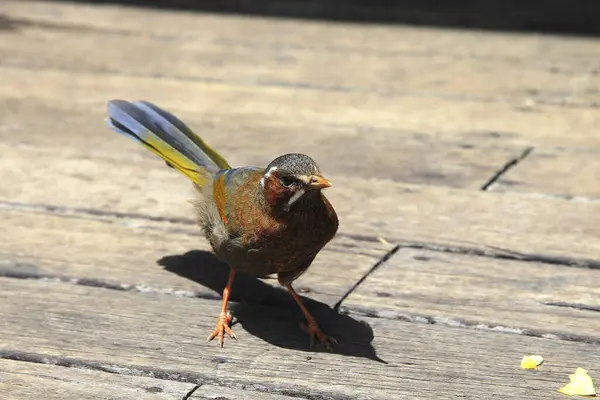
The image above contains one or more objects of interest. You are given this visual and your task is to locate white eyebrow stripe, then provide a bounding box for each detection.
[261,166,278,187]
[284,189,305,212]
[265,166,277,177]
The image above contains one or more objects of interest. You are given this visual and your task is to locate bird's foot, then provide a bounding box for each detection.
[300,318,337,350]
[207,311,236,347]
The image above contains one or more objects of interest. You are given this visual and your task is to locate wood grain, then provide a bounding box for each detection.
[0,104,526,190]
[1,277,599,399]
[1,359,299,400]
[1,1,599,398]
[0,209,387,307]
[489,147,600,199]
[343,248,600,340]
[2,1,600,70]
[2,138,600,261]
[330,180,600,262]
[1,63,599,150]
[3,207,598,343]
[0,16,598,108]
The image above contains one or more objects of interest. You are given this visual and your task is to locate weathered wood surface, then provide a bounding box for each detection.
[2,1,600,80]
[1,359,299,400]
[3,142,600,263]
[5,204,597,336]
[2,277,600,400]
[489,147,600,199]
[3,205,599,341]
[1,1,600,149]
[1,16,599,109]
[0,97,528,190]
[343,248,600,340]
[2,65,600,152]
[1,0,600,399]
[0,209,387,307]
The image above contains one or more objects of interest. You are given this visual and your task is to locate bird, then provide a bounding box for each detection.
[105,100,339,348]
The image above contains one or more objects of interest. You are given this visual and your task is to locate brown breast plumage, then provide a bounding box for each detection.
[197,170,338,285]
[255,191,338,285]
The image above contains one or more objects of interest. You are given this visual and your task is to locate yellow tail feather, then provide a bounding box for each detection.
[137,137,210,186]
[106,100,230,187]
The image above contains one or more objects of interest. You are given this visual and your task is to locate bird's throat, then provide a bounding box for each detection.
[283,189,306,212]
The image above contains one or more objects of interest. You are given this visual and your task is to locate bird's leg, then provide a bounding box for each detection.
[207,268,237,347]
[286,284,337,350]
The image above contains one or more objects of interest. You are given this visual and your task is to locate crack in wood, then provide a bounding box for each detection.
[182,384,202,400]
[481,146,534,190]
[343,305,600,345]
[332,245,400,312]
[342,233,600,269]
[411,237,600,268]
[2,199,599,269]
[543,301,600,313]
[0,350,345,400]
[0,200,196,225]
[2,268,599,347]
[0,266,221,300]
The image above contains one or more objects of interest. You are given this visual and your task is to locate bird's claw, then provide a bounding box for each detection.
[300,320,337,350]
[207,311,236,347]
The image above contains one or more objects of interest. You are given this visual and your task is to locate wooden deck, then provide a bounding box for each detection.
[1,1,600,399]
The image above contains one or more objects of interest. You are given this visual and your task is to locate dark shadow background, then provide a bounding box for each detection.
[159,250,386,363]
[64,0,600,36]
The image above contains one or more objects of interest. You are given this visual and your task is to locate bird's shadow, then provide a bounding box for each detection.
[159,250,386,363]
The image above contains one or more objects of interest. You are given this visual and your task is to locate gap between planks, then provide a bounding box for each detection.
[2,199,599,270]
[0,351,330,400]
[1,252,599,348]
[2,201,598,348]
[3,203,598,346]
[0,359,300,400]
[2,276,600,400]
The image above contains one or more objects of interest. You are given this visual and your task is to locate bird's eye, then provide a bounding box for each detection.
[280,176,295,187]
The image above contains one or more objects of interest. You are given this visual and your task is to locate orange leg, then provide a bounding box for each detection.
[287,284,337,349]
[207,268,237,347]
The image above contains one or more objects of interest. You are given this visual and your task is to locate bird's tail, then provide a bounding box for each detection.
[106,100,230,187]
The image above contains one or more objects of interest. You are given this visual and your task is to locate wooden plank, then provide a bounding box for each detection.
[0,209,387,307]
[3,206,597,343]
[2,136,600,262]
[2,277,600,399]
[489,147,600,199]
[0,19,599,108]
[0,110,526,191]
[1,359,298,400]
[1,66,598,151]
[330,179,600,263]
[2,0,600,71]
[342,248,600,340]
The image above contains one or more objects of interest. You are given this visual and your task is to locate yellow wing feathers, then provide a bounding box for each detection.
[106,100,230,187]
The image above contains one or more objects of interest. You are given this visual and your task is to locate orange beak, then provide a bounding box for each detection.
[308,175,332,190]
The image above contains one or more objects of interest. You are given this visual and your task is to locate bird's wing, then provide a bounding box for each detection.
[212,166,264,230]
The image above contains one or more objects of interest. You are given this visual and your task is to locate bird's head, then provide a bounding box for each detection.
[260,153,332,212]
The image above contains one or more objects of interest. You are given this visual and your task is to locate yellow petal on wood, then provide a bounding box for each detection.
[521,355,544,370]
[558,367,596,396]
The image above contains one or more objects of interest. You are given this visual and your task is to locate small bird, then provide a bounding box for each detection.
[106,100,339,348]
